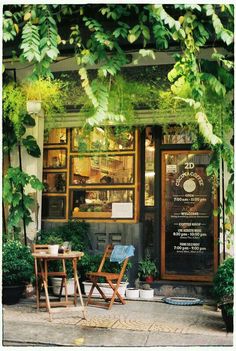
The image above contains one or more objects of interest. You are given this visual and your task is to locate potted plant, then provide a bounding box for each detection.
[47,234,63,255]
[2,240,34,304]
[138,255,158,283]
[213,257,234,333]
[139,283,154,299]
[22,78,66,122]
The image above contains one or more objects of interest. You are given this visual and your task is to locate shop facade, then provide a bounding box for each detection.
[41,121,219,284]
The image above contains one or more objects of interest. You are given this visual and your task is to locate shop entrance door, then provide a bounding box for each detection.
[160,150,218,282]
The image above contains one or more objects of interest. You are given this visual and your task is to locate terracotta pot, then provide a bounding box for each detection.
[145,276,154,283]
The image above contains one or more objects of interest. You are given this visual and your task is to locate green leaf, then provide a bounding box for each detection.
[22,114,36,127]
[22,135,41,157]
[128,33,138,43]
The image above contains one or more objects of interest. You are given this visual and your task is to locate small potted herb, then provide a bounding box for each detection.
[47,235,63,255]
[2,240,34,304]
[213,257,234,333]
[138,255,158,283]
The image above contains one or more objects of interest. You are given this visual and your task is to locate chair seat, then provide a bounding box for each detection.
[87,271,120,280]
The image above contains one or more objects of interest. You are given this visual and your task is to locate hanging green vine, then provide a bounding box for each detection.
[3,4,234,241]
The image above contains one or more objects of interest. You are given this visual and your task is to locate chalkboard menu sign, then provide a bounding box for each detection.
[161,151,217,281]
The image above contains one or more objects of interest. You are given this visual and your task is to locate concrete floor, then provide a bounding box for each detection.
[2,295,234,348]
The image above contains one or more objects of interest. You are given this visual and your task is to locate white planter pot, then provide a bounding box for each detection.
[140,289,154,299]
[83,281,128,298]
[48,245,59,255]
[27,100,42,114]
[125,288,140,299]
[51,277,74,296]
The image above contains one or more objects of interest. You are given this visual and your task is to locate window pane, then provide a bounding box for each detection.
[71,155,134,185]
[44,128,67,144]
[143,212,155,258]
[162,126,193,144]
[42,196,66,219]
[71,127,134,152]
[43,149,67,169]
[145,127,155,206]
[43,172,66,193]
[70,189,134,219]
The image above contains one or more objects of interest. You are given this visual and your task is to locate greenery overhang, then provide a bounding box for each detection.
[3,4,234,245]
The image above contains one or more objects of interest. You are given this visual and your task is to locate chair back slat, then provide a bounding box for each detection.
[97,244,113,272]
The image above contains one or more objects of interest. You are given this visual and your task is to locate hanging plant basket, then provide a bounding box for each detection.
[26,100,42,114]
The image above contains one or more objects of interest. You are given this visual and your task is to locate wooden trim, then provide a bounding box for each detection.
[161,150,218,282]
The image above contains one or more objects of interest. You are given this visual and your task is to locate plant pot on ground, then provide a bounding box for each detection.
[2,240,34,305]
[138,255,158,283]
[125,288,140,299]
[213,257,234,333]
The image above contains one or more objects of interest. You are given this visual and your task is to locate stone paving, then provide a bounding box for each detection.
[2,295,234,347]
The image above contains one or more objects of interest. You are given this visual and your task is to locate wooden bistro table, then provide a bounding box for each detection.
[32,251,87,321]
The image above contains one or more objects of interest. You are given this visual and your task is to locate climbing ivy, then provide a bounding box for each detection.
[3,4,234,234]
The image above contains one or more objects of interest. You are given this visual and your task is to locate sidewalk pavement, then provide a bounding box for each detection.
[2,295,234,348]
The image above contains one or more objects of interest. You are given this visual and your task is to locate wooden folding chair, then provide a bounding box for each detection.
[86,244,130,309]
[32,244,68,309]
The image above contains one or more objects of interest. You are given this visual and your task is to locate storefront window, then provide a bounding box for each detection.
[43,172,66,193]
[145,127,155,206]
[44,128,67,144]
[43,149,67,169]
[70,154,134,185]
[42,196,66,219]
[71,127,134,152]
[42,127,138,221]
[70,189,134,219]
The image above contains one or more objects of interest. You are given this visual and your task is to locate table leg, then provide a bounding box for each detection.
[73,258,87,320]
[43,259,52,322]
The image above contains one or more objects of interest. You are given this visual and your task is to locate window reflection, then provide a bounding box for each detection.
[71,127,134,152]
[43,172,66,193]
[71,189,134,218]
[42,196,66,219]
[43,149,67,169]
[44,128,67,144]
[162,126,193,144]
[143,213,155,258]
[145,127,155,206]
[71,155,134,185]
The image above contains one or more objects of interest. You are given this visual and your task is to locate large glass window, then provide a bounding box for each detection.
[42,127,138,221]
[70,155,134,185]
[70,189,134,219]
